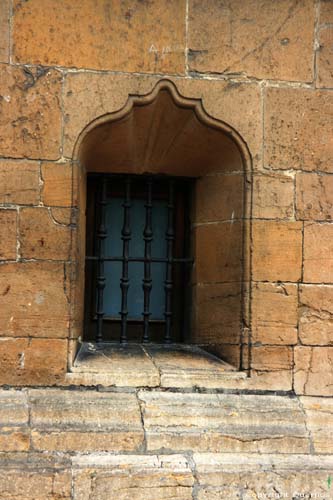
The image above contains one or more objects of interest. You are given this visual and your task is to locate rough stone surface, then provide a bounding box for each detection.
[304,223,333,283]
[317,26,333,88]
[0,338,67,385]
[252,282,298,345]
[252,221,302,281]
[29,389,144,452]
[253,172,295,219]
[0,64,62,159]
[301,396,333,454]
[0,391,29,452]
[41,163,74,207]
[265,88,333,172]
[139,392,309,453]
[296,172,333,221]
[0,262,69,338]
[19,207,72,260]
[188,0,315,82]
[72,455,194,500]
[0,209,17,260]
[194,222,243,283]
[0,160,40,205]
[299,284,333,345]
[294,346,333,396]
[0,0,10,62]
[13,0,186,74]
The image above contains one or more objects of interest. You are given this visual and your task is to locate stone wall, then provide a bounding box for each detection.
[0,0,332,396]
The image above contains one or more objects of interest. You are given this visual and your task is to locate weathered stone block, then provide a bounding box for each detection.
[299,285,333,345]
[320,0,333,24]
[194,174,244,223]
[0,338,67,385]
[294,346,333,396]
[301,396,333,453]
[0,262,69,338]
[317,26,333,88]
[304,222,333,283]
[296,172,333,221]
[188,0,314,82]
[41,163,74,207]
[253,172,294,219]
[0,160,40,205]
[194,222,243,283]
[29,389,144,452]
[252,221,302,281]
[265,88,333,171]
[0,0,10,62]
[252,282,298,345]
[0,64,62,159]
[0,209,17,260]
[139,392,309,453]
[19,207,72,260]
[13,0,186,74]
[0,391,29,451]
[251,346,293,371]
[72,454,194,500]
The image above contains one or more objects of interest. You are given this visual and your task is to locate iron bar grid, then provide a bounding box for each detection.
[95,176,107,343]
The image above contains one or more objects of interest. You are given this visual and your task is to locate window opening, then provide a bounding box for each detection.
[84,173,193,344]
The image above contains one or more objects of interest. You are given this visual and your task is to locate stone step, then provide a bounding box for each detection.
[1,452,333,500]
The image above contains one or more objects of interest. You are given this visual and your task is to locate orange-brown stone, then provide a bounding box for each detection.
[252,283,298,345]
[0,210,17,260]
[299,285,333,346]
[19,207,72,260]
[294,346,333,396]
[0,262,69,338]
[0,0,10,62]
[253,173,294,219]
[0,64,62,160]
[252,221,302,282]
[188,0,314,81]
[41,163,74,207]
[296,172,333,221]
[13,0,186,74]
[265,88,333,172]
[303,223,333,283]
[317,26,333,88]
[0,160,40,205]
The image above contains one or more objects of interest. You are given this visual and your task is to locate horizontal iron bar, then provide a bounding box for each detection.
[86,256,193,263]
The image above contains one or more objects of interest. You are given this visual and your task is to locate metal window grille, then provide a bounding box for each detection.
[84,173,193,344]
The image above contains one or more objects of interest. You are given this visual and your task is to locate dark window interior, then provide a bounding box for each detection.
[84,173,193,344]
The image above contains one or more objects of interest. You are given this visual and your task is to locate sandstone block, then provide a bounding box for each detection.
[41,163,74,207]
[0,338,67,385]
[194,174,244,223]
[0,209,17,260]
[0,160,40,205]
[29,389,144,452]
[251,346,293,371]
[0,0,10,62]
[0,65,62,159]
[265,88,333,171]
[194,222,243,283]
[304,223,333,282]
[19,207,71,260]
[0,391,29,451]
[253,173,294,219]
[294,346,333,396]
[320,0,333,24]
[139,391,309,453]
[188,0,314,82]
[72,454,194,500]
[300,396,333,454]
[317,26,333,88]
[252,221,302,281]
[296,172,333,220]
[0,262,69,338]
[299,284,333,345]
[252,282,298,345]
[13,0,186,74]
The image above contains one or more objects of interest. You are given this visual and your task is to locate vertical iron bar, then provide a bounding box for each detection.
[120,176,131,344]
[142,177,153,343]
[164,180,174,343]
[95,176,107,343]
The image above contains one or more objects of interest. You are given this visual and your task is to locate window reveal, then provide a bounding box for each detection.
[84,174,193,344]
